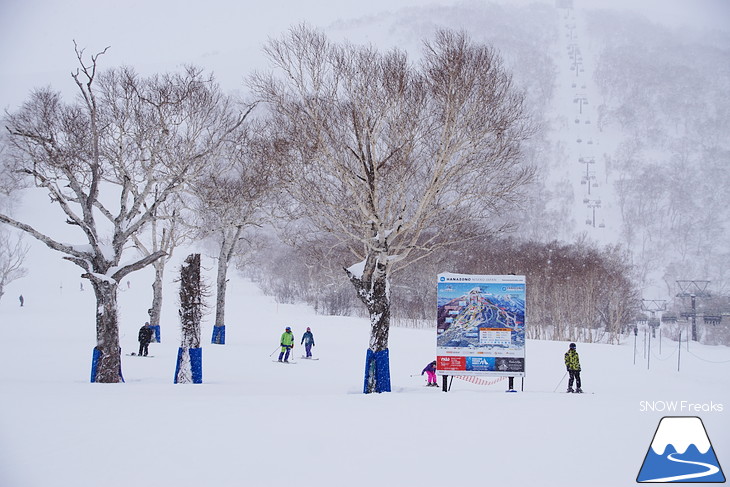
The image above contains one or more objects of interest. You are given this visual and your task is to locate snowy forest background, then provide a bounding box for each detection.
[1,1,729,346]
[249,3,730,344]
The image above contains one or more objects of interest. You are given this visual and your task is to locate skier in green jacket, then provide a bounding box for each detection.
[278,326,295,363]
[564,342,582,393]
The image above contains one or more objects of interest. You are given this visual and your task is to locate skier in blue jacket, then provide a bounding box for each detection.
[301,327,315,358]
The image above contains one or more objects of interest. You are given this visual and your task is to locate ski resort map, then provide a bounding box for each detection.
[437,273,526,377]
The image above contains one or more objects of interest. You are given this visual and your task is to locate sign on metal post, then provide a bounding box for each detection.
[437,273,526,377]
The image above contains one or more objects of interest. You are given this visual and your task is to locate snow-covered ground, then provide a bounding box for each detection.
[0,249,728,487]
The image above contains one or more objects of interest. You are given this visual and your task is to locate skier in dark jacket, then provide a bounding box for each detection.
[422,360,438,386]
[138,322,154,356]
[301,327,315,358]
[564,342,582,393]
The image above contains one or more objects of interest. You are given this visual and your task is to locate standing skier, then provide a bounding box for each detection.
[278,326,295,363]
[422,360,438,387]
[301,327,315,358]
[564,342,582,393]
[138,322,154,357]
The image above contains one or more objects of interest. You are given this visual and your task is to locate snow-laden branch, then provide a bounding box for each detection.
[0,213,91,262]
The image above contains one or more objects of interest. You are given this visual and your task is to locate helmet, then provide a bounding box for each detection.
[306,327,311,331]
[285,326,291,331]
[569,343,576,349]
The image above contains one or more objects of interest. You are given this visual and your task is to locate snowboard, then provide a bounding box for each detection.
[126,353,155,357]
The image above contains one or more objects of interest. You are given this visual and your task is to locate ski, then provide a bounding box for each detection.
[272,360,297,364]
[126,353,155,357]
[300,356,320,360]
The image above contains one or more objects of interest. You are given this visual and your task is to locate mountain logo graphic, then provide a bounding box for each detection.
[637,416,726,483]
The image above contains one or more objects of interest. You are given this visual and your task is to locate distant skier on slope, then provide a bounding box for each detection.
[301,327,315,358]
[422,360,438,387]
[564,342,582,393]
[278,326,295,363]
[138,322,154,356]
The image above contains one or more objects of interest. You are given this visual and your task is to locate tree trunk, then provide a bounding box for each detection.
[175,254,203,383]
[212,227,242,345]
[149,259,165,342]
[366,273,391,352]
[347,259,392,393]
[90,279,123,383]
[214,240,228,330]
[180,254,202,349]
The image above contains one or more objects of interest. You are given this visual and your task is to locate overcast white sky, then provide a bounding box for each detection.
[1,0,728,111]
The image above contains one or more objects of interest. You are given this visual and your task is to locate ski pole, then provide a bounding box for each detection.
[553,371,568,392]
[270,346,280,357]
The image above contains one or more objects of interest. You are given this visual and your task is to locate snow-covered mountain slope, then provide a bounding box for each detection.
[0,247,728,487]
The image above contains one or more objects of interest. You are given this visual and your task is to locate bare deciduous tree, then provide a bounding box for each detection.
[0,228,29,302]
[192,121,277,344]
[131,194,188,342]
[252,26,535,392]
[1,45,244,382]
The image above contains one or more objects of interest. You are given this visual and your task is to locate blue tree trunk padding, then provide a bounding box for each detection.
[174,347,203,384]
[90,347,124,383]
[151,325,161,343]
[189,347,203,383]
[363,348,391,393]
[211,325,225,344]
[90,347,101,383]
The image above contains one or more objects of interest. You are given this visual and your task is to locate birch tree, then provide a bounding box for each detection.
[192,118,274,344]
[0,144,29,302]
[0,45,244,382]
[252,27,535,392]
[0,228,28,302]
[131,195,187,342]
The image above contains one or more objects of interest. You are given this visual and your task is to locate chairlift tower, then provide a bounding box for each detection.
[676,280,711,342]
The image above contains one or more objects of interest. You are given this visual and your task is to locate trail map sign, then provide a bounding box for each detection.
[437,273,526,377]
